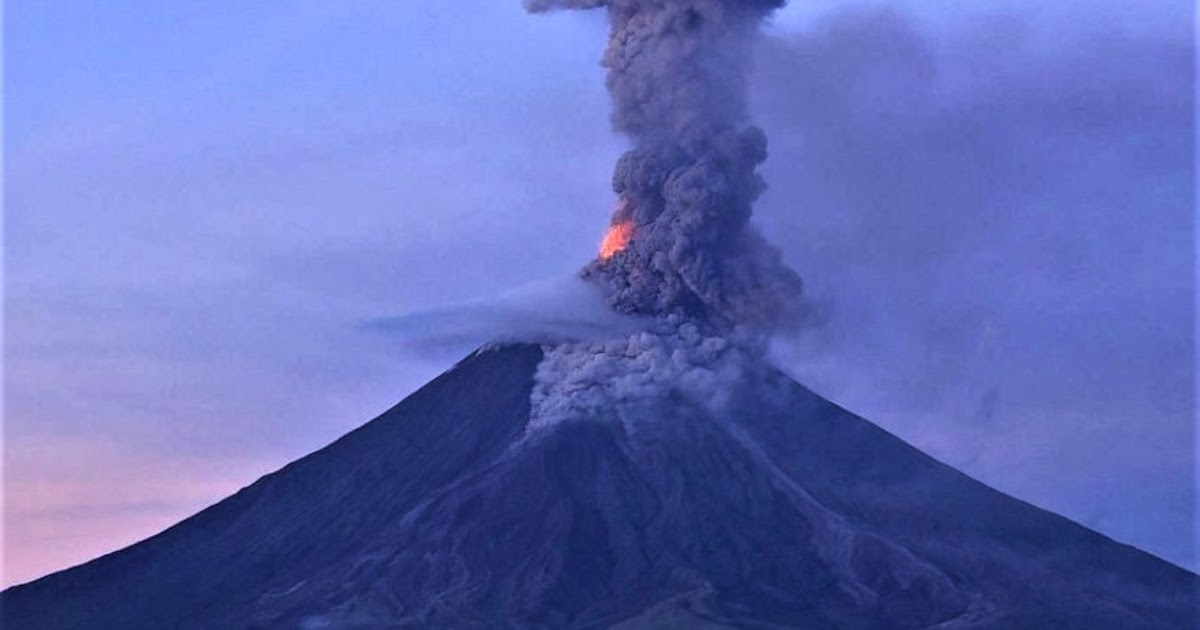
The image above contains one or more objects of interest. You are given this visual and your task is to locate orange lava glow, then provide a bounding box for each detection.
[599,220,635,260]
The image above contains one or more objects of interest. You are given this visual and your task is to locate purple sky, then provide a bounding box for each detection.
[4,0,1193,586]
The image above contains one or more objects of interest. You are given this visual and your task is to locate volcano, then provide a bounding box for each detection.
[2,342,1194,629]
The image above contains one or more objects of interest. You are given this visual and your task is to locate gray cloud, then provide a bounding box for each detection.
[529,0,805,329]
[753,5,1193,567]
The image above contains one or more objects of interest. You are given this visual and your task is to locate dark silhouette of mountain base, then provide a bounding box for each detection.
[2,344,1195,629]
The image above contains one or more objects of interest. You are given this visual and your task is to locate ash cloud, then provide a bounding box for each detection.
[528,0,805,330]
[753,5,1192,568]
[528,320,770,434]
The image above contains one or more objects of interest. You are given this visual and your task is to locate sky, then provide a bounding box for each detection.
[3,0,1193,586]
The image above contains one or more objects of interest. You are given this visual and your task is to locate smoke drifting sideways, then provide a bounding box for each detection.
[527,0,805,332]
[365,274,649,359]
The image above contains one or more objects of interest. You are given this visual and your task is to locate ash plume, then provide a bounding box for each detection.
[528,319,770,433]
[528,0,804,331]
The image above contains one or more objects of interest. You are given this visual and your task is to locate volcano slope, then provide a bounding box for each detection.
[2,343,1195,629]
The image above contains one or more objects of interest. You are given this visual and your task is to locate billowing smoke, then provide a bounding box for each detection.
[528,319,767,433]
[527,0,804,331]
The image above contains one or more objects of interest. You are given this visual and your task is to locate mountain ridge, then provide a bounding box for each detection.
[2,343,1194,629]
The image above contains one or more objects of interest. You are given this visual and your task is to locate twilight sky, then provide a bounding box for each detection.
[3,0,1193,586]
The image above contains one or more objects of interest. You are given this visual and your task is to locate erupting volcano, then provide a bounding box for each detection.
[598,219,634,260]
[3,1,1195,629]
[561,0,805,328]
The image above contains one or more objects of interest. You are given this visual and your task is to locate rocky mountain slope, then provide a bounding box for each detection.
[2,343,1194,629]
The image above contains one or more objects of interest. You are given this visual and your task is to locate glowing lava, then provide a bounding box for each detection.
[599,220,634,260]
